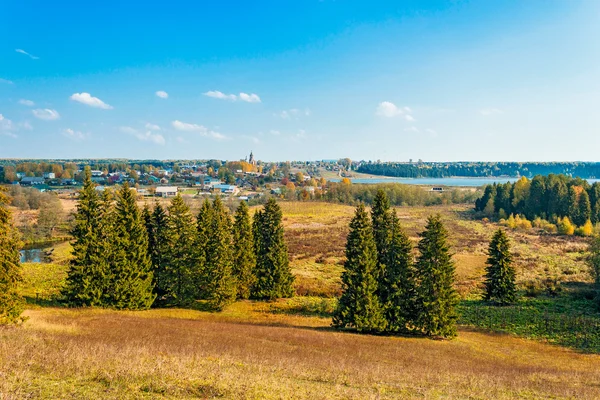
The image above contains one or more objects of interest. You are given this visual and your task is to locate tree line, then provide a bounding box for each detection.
[475,175,600,229]
[357,162,600,179]
[63,167,293,311]
[333,190,517,337]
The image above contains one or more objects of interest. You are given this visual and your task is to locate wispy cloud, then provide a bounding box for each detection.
[203,90,261,103]
[404,126,419,133]
[479,108,503,116]
[155,90,168,99]
[19,99,35,106]
[15,49,39,60]
[269,129,281,136]
[70,92,113,109]
[242,135,260,144]
[376,101,415,121]
[32,109,60,121]
[62,128,87,141]
[145,123,161,131]
[0,78,14,85]
[277,108,311,119]
[120,126,165,145]
[0,114,17,138]
[171,120,228,140]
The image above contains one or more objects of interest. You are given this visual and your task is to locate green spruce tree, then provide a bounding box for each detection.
[382,211,416,333]
[0,187,25,325]
[484,229,517,304]
[333,204,386,333]
[164,195,198,304]
[251,198,294,300]
[106,182,155,309]
[232,201,256,299]
[204,197,236,310]
[63,166,108,306]
[194,199,212,299]
[371,189,392,283]
[415,214,459,338]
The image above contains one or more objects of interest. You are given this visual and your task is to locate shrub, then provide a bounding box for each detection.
[575,220,593,237]
[557,217,575,235]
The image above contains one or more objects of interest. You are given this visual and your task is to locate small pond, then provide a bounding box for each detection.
[20,243,54,263]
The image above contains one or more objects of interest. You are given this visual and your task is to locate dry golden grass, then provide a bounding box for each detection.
[2,306,600,399]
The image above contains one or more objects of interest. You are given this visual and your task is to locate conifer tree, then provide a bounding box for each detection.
[371,189,392,282]
[194,199,212,298]
[484,229,516,304]
[232,201,256,299]
[578,190,592,227]
[333,204,386,333]
[251,198,294,300]
[63,166,107,306]
[106,182,155,309]
[382,211,416,333]
[164,195,197,304]
[415,214,459,338]
[0,187,25,325]
[204,197,236,310]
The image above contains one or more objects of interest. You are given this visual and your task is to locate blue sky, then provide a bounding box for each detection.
[1,0,599,161]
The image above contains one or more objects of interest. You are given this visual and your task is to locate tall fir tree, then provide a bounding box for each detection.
[415,214,459,338]
[578,190,592,227]
[194,199,212,298]
[164,195,197,304]
[232,201,256,299]
[63,166,108,306]
[371,189,392,283]
[333,204,386,333]
[106,182,155,309]
[0,187,25,325]
[251,198,294,300]
[382,211,416,333]
[484,229,517,304]
[204,197,236,310]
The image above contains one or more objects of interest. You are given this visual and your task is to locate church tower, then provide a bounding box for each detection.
[249,151,256,166]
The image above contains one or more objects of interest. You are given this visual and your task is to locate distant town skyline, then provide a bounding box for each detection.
[1,0,600,162]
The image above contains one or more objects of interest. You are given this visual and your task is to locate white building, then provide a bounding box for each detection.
[155,186,178,197]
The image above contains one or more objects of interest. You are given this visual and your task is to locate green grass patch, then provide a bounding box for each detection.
[458,291,600,353]
[19,263,68,306]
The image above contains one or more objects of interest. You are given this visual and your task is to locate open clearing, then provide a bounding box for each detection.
[4,201,600,399]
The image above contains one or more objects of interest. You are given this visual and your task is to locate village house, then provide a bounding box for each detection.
[155,186,178,197]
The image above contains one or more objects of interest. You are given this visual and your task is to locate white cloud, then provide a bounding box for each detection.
[479,108,503,116]
[62,128,87,141]
[0,114,14,130]
[269,129,281,136]
[19,121,33,130]
[0,78,13,85]
[145,123,161,131]
[70,92,113,109]
[242,135,260,144]
[171,120,227,140]
[404,126,419,133]
[19,99,35,106]
[204,90,237,101]
[172,120,207,132]
[277,108,311,119]
[121,126,165,145]
[32,108,60,121]
[155,90,169,99]
[204,90,261,103]
[15,49,39,60]
[238,92,261,103]
[376,101,415,121]
[426,128,438,137]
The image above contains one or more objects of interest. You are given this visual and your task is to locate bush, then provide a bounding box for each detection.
[557,217,575,235]
[575,220,593,237]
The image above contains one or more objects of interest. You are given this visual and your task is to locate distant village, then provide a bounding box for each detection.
[0,153,359,202]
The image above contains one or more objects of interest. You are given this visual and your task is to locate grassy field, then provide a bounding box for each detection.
[4,201,600,398]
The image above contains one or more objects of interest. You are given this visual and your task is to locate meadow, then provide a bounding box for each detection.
[3,200,600,399]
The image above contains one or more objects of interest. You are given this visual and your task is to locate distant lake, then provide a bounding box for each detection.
[328,177,600,187]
